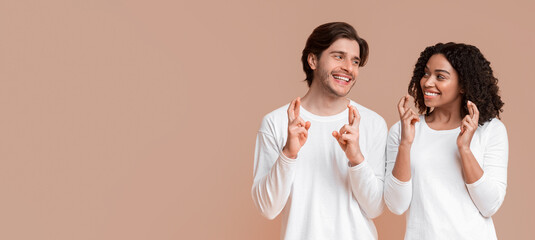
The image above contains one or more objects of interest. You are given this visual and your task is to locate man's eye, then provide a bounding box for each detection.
[335,55,342,59]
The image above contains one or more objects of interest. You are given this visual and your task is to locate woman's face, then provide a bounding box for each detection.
[420,54,463,110]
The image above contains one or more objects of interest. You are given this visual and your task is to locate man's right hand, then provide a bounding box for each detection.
[282,97,311,159]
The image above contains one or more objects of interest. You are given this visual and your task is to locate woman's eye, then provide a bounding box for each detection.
[353,60,359,65]
[437,75,445,80]
[423,72,430,77]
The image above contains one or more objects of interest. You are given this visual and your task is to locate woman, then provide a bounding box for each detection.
[384,42,508,239]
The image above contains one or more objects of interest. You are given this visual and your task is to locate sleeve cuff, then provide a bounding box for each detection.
[466,173,486,189]
[279,150,298,164]
[348,159,367,171]
[390,174,411,186]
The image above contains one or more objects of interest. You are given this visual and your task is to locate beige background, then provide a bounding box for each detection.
[1,0,533,239]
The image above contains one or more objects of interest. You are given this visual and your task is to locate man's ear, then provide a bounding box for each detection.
[308,53,318,70]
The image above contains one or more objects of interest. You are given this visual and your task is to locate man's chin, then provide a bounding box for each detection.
[332,86,353,98]
[329,89,351,98]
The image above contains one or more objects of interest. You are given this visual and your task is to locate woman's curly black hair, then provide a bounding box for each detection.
[408,42,504,125]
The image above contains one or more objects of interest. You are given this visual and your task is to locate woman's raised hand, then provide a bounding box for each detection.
[398,95,419,146]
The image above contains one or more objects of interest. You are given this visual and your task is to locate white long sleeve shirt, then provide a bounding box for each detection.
[251,101,387,240]
[384,115,508,240]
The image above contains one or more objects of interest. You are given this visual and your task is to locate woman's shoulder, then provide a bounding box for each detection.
[477,118,507,139]
[479,118,506,131]
[388,120,403,136]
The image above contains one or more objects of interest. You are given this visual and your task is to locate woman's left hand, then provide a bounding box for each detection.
[457,101,479,150]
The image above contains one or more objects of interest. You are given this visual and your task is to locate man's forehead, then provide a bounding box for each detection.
[328,50,361,59]
[326,39,360,55]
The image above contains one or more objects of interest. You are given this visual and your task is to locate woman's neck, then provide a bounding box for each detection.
[425,106,463,130]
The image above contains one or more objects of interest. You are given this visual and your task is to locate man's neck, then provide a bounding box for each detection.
[300,88,350,116]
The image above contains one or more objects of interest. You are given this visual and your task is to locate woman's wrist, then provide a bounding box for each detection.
[399,141,412,149]
[458,145,472,154]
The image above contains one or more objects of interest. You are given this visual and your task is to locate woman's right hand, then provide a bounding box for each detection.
[398,95,419,146]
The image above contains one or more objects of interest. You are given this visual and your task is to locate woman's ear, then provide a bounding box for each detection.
[308,53,317,70]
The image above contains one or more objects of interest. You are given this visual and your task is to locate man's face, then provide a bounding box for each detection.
[309,38,361,98]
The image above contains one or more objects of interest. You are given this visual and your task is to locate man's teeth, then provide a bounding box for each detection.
[424,92,439,96]
[333,75,350,82]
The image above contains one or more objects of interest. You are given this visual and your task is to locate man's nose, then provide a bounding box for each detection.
[341,59,353,72]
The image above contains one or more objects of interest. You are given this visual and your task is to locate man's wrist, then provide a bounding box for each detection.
[348,153,364,167]
[282,147,297,159]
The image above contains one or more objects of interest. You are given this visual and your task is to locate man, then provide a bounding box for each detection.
[251,22,387,239]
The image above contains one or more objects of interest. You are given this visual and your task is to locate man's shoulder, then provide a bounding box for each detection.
[262,103,289,122]
[349,100,386,124]
[258,103,290,134]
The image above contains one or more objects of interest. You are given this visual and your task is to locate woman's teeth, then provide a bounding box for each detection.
[424,92,439,96]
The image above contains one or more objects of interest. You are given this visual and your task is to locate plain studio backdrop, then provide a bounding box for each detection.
[1,0,533,239]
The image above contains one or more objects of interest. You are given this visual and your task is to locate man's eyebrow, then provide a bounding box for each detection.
[329,51,360,60]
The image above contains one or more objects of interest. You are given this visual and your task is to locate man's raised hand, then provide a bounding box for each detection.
[332,104,364,166]
[282,97,311,159]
